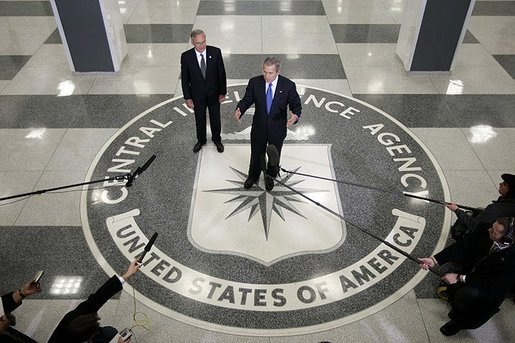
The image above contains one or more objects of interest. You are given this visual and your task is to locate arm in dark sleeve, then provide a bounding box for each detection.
[71,276,123,315]
[236,79,255,117]
[217,50,227,96]
[1,292,21,314]
[180,53,192,100]
[466,257,515,296]
[287,81,302,120]
[454,208,477,232]
[434,228,483,265]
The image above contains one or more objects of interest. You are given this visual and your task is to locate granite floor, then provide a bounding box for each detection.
[1,0,515,342]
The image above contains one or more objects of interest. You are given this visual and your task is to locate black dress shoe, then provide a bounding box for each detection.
[193,142,204,153]
[215,141,224,153]
[448,310,455,320]
[440,320,460,336]
[265,176,274,191]
[244,177,256,189]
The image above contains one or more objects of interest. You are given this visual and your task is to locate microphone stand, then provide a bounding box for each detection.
[268,174,444,277]
[279,167,478,212]
[0,174,129,203]
[0,155,157,203]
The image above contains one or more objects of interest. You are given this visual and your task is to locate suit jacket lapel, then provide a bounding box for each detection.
[258,77,267,112]
[269,75,282,113]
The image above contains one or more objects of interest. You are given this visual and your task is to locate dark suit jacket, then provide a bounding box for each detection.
[1,292,20,314]
[180,46,227,105]
[435,228,515,307]
[48,276,123,343]
[455,196,515,235]
[237,75,301,145]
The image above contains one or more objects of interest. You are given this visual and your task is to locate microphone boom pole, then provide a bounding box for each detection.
[279,167,478,212]
[0,174,129,203]
[268,174,444,277]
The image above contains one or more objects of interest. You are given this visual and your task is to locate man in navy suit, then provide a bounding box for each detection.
[181,29,227,153]
[234,57,302,191]
[419,217,515,336]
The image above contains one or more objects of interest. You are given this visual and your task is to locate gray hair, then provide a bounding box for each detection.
[263,57,280,71]
[190,29,205,40]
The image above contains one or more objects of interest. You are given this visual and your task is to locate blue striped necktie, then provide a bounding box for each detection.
[266,83,273,114]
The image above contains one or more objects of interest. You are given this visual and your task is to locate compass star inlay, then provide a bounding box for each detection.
[205,166,328,240]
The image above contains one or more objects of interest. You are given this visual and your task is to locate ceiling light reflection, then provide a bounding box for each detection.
[445,79,464,95]
[469,125,497,144]
[25,128,46,139]
[57,80,75,97]
[50,276,83,295]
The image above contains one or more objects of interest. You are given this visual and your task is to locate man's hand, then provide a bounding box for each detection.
[446,203,459,212]
[185,99,194,109]
[21,279,41,297]
[122,260,141,281]
[234,108,242,124]
[418,257,436,270]
[442,273,459,285]
[118,336,131,343]
[219,95,226,103]
[287,112,298,127]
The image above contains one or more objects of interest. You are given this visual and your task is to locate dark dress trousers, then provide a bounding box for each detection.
[181,46,227,144]
[236,75,301,179]
[434,228,515,329]
[48,276,123,343]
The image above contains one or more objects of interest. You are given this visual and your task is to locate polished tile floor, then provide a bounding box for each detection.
[1,0,515,342]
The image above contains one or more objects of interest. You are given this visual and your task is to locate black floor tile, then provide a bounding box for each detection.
[124,24,193,43]
[0,55,32,80]
[0,226,118,300]
[331,24,400,43]
[472,1,515,16]
[0,95,172,129]
[224,54,345,79]
[443,94,515,127]
[353,94,459,128]
[493,54,515,79]
[0,1,53,16]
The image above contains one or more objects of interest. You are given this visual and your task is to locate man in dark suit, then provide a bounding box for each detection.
[48,260,139,343]
[234,57,302,191]
[446,173,515,239]
[419,217,515,336]
[1,277,41,342]
[181,29,227,153]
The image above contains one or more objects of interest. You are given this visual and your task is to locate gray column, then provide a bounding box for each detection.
[396,0,476,72]
[50,0,127,72]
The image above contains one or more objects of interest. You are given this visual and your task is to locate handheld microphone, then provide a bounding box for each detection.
[137,232,158,263]
[266,145,280,167]
[126,155,157,187]
[265,144,280,179]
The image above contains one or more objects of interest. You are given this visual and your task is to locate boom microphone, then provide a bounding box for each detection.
[126,154,157,187]
[137,232,158,263]
[266,144,280,168]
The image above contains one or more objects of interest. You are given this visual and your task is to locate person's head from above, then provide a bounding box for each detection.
[499,173,515,198]
[263,57,280,84]
[191,29,206,53]
[65,313,101,341]
[489,217,515,246]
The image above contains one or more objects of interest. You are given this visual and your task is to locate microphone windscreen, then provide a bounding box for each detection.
[266,145,280,167]
[144,232,158,252]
